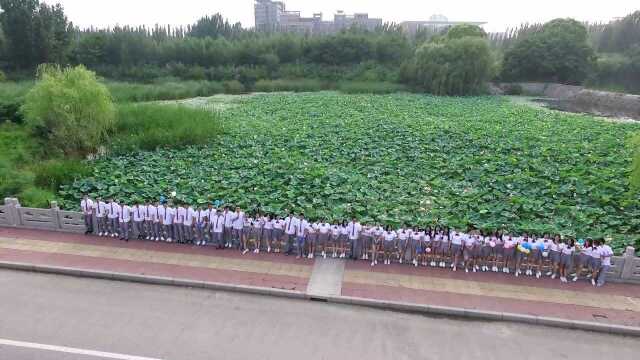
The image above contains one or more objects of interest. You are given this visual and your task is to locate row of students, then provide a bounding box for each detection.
[80,196,615,287]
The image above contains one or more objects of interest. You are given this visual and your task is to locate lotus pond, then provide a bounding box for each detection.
[61,93,640,251]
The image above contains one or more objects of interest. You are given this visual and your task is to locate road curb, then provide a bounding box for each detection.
[1,260,638,337]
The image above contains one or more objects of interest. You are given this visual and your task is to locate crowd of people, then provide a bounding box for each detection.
[80,195,615,287]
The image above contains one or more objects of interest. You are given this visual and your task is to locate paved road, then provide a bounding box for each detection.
[0,270,638,360]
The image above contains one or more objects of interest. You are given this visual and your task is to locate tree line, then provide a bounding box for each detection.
[1,0,639,95]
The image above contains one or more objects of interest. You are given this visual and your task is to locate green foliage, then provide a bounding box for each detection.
[19,186,55,208]
[0,69,5,82]
[0,122,39,198]
[337,81,408,94]
[223,80,244,94]
[587,48,640,94]
[501,18,596,84]
[446,24,487,40]
[254,79,325,93]
[106,80,224,102]
[406,36,493,95]
[596,11,640,53]
[0,0,72,69]
[61,93,640,252]
[22,65,116,156]
[109,103,223,154]
[34,159,91,191]
[629,133,640,191]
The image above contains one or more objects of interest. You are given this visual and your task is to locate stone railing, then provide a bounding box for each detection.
[1,197,639,284]
[2,197,86,234]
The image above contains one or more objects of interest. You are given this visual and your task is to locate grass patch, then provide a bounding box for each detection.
[109,103,223,154]
[106,80,225,102]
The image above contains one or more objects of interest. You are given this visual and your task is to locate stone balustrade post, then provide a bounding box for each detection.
[50,200,62,230]
[4,197,20,226]
[620,246,637,281]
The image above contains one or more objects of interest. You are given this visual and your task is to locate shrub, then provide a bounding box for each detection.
[337,81,408,94]
[34,160,91,191]
[110,103,223,154]
[19,187,55,208]
[223,80,245,94]
[22,65,116,156]
[407,37,493,95]
[0,70,6,82]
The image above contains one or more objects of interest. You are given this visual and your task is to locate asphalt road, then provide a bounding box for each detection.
[0,269,638,360]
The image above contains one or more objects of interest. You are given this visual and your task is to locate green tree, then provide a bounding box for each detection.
[22,65,115,156]
[32,2,73,65]
[404,36,493,95]
[446,24,487,40]
[0,0,38,69]
[501,18,596,84]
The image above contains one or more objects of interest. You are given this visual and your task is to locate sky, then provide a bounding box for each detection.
[44,0,638,33]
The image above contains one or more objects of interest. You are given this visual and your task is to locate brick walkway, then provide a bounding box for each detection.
[1,227,639,328]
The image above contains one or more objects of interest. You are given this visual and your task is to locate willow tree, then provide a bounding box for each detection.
[22,65,115,156]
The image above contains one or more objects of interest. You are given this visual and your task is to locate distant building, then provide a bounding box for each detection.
[254,0,285,32]
[400,15,487,36]
[254,0,382,34]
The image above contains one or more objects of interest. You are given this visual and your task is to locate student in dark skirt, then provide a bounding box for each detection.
[573,238,592,282]
[559,238,575,283]
[502,234,516,274]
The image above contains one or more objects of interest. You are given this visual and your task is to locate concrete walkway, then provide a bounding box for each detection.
[1,227,639,334]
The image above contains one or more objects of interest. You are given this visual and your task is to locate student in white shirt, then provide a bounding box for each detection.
[502,234,515,273]
[346,218,362,260]
[149,201,161,241]
[410,227,423,267]
[144,202,154,240]
[283,212,298,256]
[183,204,196,244]
[222,206,234,248]
[95,197,108,236]
[450,230,464,272]
[296,213,309,259]
[573,238,593,282]
[360,225,373,261]
[208,208,223,248]
[328,223,341,258]
[80,195,95,235]
[194,206,209,246]
[132,203,146,240]
[241,215,253,254]
[106,199,121,237]
[432,229,442,267]
[317,220,331,259]
[462,232,476,273]
[382,226,397,265]
[596,239,614,287]
[339,221,349,258]
[119,202,132,241]
[306,221,318,259]
[396,227,410,264]
[230,207,245,251]
[370,224,384,266]
[251,215,264,254]
[559,238,575,283]
[491,231,504,272]
[162,203,174,242]
[173,203,185,243]
[262,214,273,253]
[589,239,603,286]
[271,217,285,253]
[547,234,562,278]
